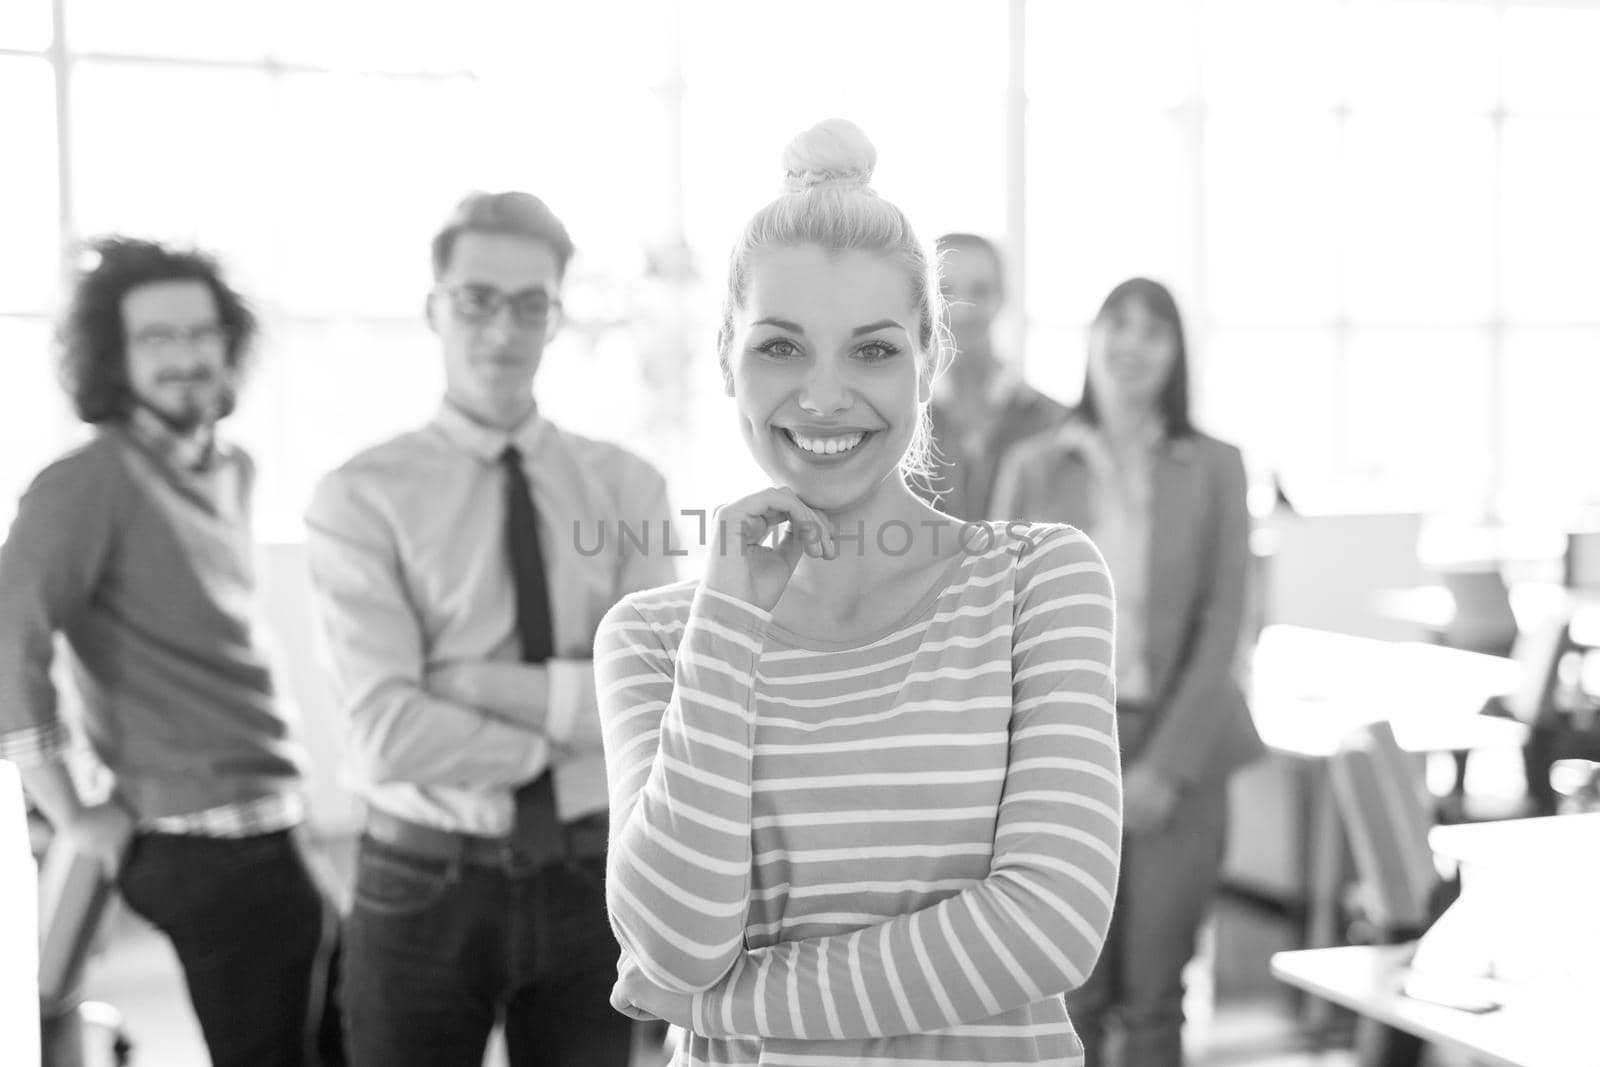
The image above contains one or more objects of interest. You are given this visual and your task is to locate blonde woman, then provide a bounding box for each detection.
[596,120,1122,1066]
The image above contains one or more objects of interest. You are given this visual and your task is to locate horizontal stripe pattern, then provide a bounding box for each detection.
[0,719,71,768]
[597,522,1119,1065]
[141,791,304,838]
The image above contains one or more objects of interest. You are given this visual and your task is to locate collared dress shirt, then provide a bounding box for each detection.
[304,403,678,836]
[1080,424,1162,705]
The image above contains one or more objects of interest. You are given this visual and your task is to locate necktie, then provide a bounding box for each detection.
[503,445,564,868]
[503,444,555,662]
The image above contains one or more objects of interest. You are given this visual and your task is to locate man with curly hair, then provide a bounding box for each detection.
[0,238,341,1066]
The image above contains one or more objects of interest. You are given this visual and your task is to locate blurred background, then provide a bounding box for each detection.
[4,1,1599,1065]
[4,0,1597,542]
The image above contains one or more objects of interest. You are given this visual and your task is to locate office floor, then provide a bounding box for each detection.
[78,876,1383,1067]
[77,750,1530,1067]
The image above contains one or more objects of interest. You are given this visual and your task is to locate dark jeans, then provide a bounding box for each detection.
[1065,782,1228,1067]
[117,828,343,1067]
[341,835,633,1067]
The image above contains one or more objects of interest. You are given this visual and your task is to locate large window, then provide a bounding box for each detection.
[0,49,66,523]
[1026,0,1598,521]
[2,0,1596,541]
[0,2,497,537]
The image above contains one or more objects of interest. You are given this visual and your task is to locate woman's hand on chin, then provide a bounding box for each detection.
[703,486,837,613]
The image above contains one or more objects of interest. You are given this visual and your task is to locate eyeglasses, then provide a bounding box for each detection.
[437,284,562,329]
[127,324,228,353]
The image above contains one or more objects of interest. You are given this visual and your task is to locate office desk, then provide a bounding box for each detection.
[1420,814,1600,992]
[1230,628,1526,955]
[1377,584,1600,649]
[1275,814,1600,1062]
[1271,945,1600,1067]
[1430,812,1600,869]
[1249,625,1523,759]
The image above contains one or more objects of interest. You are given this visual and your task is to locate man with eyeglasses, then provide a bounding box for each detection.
[0,237,342,1066]
[305,191,677,1065]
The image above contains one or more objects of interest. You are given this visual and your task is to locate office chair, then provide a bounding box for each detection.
[1328,721,1457,1067]
[1481,611,1580,818]
[1435,565,1518,659]
[37,837,133,1066]
[1328,721,1437,940]
[1433,566,1543,820]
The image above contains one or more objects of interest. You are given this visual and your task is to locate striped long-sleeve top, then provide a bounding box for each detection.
[597,521,1121,1066]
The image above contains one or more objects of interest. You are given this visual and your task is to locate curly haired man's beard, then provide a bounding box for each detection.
[132,383,230,436]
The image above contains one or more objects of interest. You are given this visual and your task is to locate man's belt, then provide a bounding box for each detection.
[364,807,609,870]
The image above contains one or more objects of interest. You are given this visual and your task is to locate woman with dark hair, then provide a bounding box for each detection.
[993,277,1264,1067]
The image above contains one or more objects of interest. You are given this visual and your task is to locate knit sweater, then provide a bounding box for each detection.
[0,426,304,818]
[597,522,1120,1066]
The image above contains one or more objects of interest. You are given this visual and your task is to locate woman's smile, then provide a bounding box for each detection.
[776,426,875,461]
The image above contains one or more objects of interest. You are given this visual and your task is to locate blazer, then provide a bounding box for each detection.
[992,423,1265,788]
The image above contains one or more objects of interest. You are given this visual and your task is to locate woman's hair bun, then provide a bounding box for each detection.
[781,118,877,194]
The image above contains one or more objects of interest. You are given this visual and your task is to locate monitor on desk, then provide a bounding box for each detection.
[1259,511,1426,640]
[1565,528,1600,593]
